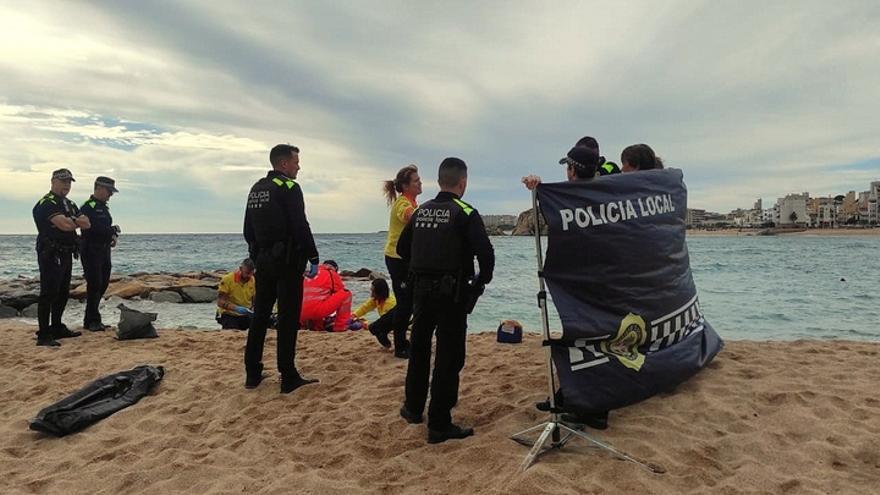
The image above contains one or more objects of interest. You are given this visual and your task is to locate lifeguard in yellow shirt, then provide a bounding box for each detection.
[216,258,256,330]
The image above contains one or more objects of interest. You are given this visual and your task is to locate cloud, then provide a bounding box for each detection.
[0,1,878,233]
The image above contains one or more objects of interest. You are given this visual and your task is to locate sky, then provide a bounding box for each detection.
[1,0,878,233]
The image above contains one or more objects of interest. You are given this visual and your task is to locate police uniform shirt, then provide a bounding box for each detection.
[80,195,115,245]
[33,192,79,246]
[397,191,494,285]
[244,170,319,264]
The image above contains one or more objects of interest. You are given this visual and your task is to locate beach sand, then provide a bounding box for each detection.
[1,322,878,494]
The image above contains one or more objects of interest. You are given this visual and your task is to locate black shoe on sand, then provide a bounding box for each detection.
[53,325,82,339]
[428,424,474,444]
[371,328,392,348]
[36,337,61,347]
[85,321,106,332]
[280,375,318,394]
[245,374,265,389]
[399,405,423,424]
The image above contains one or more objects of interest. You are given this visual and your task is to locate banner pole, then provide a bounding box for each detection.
[530,189,559,422]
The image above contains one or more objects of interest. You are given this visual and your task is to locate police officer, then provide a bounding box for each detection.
[80,176,120,331]
[32,168,91,346]
[397,157,494,444]
[572,135,620,176]
[243,144,320,393]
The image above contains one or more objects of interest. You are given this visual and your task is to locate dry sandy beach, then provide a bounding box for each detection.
[1,322,878,494]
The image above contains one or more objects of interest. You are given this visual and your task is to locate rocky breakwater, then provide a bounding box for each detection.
[0,268,385,318]
[510,207,548,236]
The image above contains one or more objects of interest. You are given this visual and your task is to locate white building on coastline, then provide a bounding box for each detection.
[776,193,810,226]
[870,181,880,225]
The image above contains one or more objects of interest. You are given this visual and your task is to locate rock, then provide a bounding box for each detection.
[0,304,18,318]
[485,225,507,236]
[340,268,375,279]
[21,303,39,318]
[150,290,183,303]
[105,279,152,299]
[0,289,39,311]
[70,282,89,300]
[180,286,216,303]
[511,208,547,236]
[368,271,387,281]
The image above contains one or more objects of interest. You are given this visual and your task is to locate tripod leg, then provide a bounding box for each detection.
[518,422,556,473]
[558,424,662,473]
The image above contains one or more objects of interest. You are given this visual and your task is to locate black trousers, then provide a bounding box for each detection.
[369,307,396,336]
[37,249,73,339]
[81,242,111,326]
[245,252,303,377]
[404,282,468,430]
[385,255,413,351]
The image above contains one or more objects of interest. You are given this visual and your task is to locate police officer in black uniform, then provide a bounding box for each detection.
[243,144,320,393]
[397,157,494,444]
[32,169,91,346]
[80,176,120,331]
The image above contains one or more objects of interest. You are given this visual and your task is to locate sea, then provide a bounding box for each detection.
[1,233,878,341]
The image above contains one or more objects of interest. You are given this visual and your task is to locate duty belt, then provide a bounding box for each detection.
[37,236,78,255]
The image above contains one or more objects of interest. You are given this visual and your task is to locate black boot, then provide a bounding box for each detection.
[428,423,474,444]
[52,324,82,339]
[399,404,423,424]
[280,373,318,394]
[370,327,392,348]
[36,336,61,347]
[85,321,106,332]
[245,364,264,389]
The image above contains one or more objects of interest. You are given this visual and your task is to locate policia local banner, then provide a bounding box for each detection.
[536,169,723,414]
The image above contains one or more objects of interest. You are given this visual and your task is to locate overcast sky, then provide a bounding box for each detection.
[1,1,878,233]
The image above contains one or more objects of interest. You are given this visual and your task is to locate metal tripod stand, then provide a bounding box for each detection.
[510,189,661,474]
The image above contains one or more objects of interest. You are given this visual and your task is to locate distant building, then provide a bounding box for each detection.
[777,193,809,226]
[686,208,706,227]
[870,181,880,225]
[482,214,517,229]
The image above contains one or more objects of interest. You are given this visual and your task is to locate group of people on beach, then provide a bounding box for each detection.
[32,135,665,444]
[237,136,664,443]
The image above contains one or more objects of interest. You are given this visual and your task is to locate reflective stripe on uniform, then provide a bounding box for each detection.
[452,198,473,215]
[272,177,296,189]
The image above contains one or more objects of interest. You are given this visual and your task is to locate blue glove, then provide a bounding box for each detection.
[347,319,364,331]
[305,261,318,278]
[234,305,249,315]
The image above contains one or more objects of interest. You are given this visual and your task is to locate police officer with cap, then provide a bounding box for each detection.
[243,144,320,393]
[570,136,620,176]
[32,168,91,346]
[397,157,494,444]
[522,135,618,190]
[80,176,120,331]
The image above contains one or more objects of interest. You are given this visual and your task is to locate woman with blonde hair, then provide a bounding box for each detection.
[382,164,422,358]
